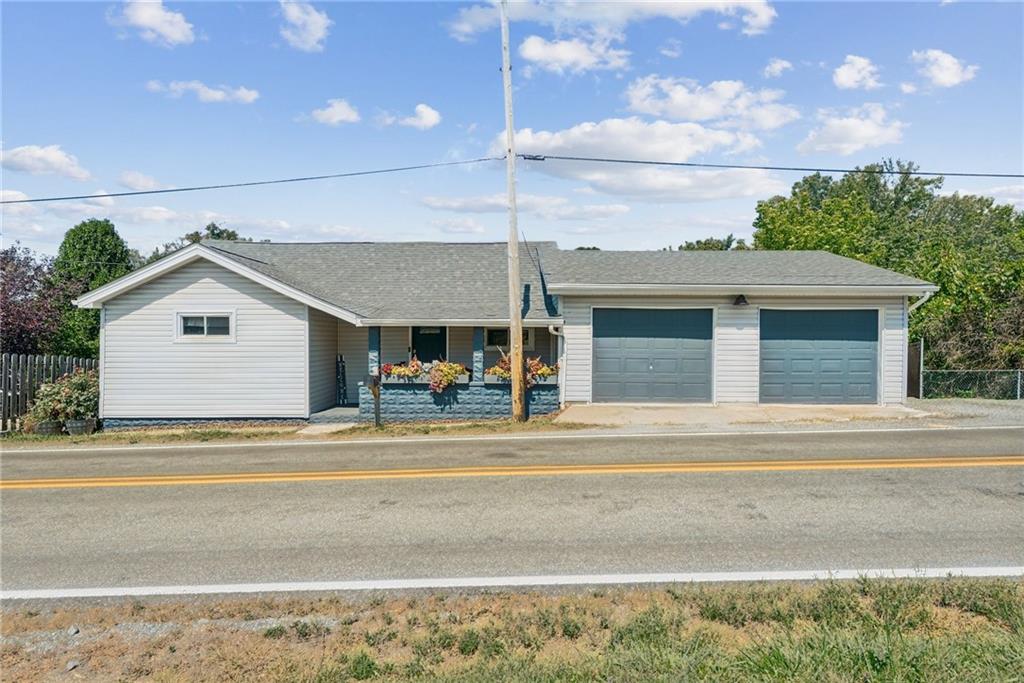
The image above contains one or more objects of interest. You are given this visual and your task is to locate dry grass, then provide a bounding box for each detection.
[2,578,1022,681]
[332,416,591,439]
[1,415,593,449]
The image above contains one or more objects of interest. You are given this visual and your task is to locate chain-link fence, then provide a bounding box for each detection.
[922,370,1023,400]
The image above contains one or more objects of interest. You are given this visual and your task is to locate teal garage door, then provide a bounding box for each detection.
[592,309,713,403]
[759,309,878,404]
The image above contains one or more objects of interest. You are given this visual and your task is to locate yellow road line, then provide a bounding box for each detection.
[2,455,1022,490]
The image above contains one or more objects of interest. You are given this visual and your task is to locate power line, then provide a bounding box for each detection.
[517,154,1024,179]
[0,157,504,205]
[4,153,1020,208]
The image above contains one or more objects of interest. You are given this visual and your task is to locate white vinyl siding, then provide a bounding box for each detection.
[308,307,338,412]
[715,304,760,402]
[101,260,308,418]
[560,295,908,405]
[337,322,368,405]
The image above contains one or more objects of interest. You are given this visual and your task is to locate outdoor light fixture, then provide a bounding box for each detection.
[733,295,749,306]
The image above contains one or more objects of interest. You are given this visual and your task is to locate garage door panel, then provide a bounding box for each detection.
[593,309,712,403]
[759,310,878,404]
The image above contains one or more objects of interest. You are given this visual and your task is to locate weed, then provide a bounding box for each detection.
[292,619,330,641]
[561,615,583,639]
[263,625,286,639]
[348,651,378,680]
[458,628,480,656]
[610,606,671,649]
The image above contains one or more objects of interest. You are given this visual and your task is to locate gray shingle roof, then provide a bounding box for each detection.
[203,241,934,322]
[204,240,561,322]
[545,249,934,288]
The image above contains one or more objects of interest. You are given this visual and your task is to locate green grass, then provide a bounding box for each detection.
[5,577,1022,682]
[343,578,1024,682]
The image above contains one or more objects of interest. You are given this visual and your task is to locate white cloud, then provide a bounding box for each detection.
[899,82,918,94]
[1,144,91,181]
[400,104,442,130]
[422,193,630,221]
[146,80,260,104]
[518,34,629,74]
[911,49,978,87]
[433,217,487,234]
[763,58,792,78]
[659,38,682,59]
[118,170,168,191]
[625,75,800,130]
[310,98,361,125]
[833,55,882,90]
[982,184,1024,208]
[447,1,776,41]
[0,190,37,216]
[279,1,332,52]
[488,118,786,201]
[111,0,194,47]
[797,103,905,156]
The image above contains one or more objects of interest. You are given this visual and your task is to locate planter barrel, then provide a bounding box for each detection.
[65,418,97,436]
[35,420,63,436]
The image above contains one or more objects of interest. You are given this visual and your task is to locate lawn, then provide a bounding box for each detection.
[0,416,591,448]
[2,578,1021,681]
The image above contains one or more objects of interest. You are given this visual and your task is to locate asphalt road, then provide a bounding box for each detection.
[2,427,1023,593]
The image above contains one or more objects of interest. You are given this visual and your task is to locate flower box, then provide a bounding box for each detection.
[483,374,557,386]
[381,374,429,384]
[381,373,471,386]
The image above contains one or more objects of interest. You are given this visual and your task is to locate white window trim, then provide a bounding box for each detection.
[484,327,535,352]
[174,309,237,343]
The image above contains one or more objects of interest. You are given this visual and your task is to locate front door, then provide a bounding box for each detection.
[411,326,447,362]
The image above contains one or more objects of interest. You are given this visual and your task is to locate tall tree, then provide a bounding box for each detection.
[143,222,249,264]
[0,246,63,354]
[752,159,1024,369]
[678,234,750,251]
[51,219,133,357]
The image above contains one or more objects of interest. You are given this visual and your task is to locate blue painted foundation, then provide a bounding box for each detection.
[102,417,306,430]
[358,383,559,422]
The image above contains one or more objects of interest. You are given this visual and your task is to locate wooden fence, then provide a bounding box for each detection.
[1,354,98,432]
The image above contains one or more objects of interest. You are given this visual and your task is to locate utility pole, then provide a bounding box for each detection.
[499,0,526,421]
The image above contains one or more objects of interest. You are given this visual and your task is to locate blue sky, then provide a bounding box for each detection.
[2,1,1022,256]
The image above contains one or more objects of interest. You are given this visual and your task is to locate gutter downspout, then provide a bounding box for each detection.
[908,291,933,314]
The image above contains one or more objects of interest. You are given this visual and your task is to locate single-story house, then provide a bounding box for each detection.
[74,240,937,425]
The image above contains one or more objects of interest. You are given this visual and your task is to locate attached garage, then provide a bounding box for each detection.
[759,309,879,404]
[592,308,713,403]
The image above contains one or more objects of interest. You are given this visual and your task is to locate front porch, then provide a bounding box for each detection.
[324,320,561,422]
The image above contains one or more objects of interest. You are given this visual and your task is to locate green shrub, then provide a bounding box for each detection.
[27,368,99,424]
[263,625,286,639]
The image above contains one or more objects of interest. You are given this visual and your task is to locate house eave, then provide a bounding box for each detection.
[547,283,939,297]
[360,318,565,327]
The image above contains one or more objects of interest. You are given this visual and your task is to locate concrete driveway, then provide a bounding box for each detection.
[556,403,929,427]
